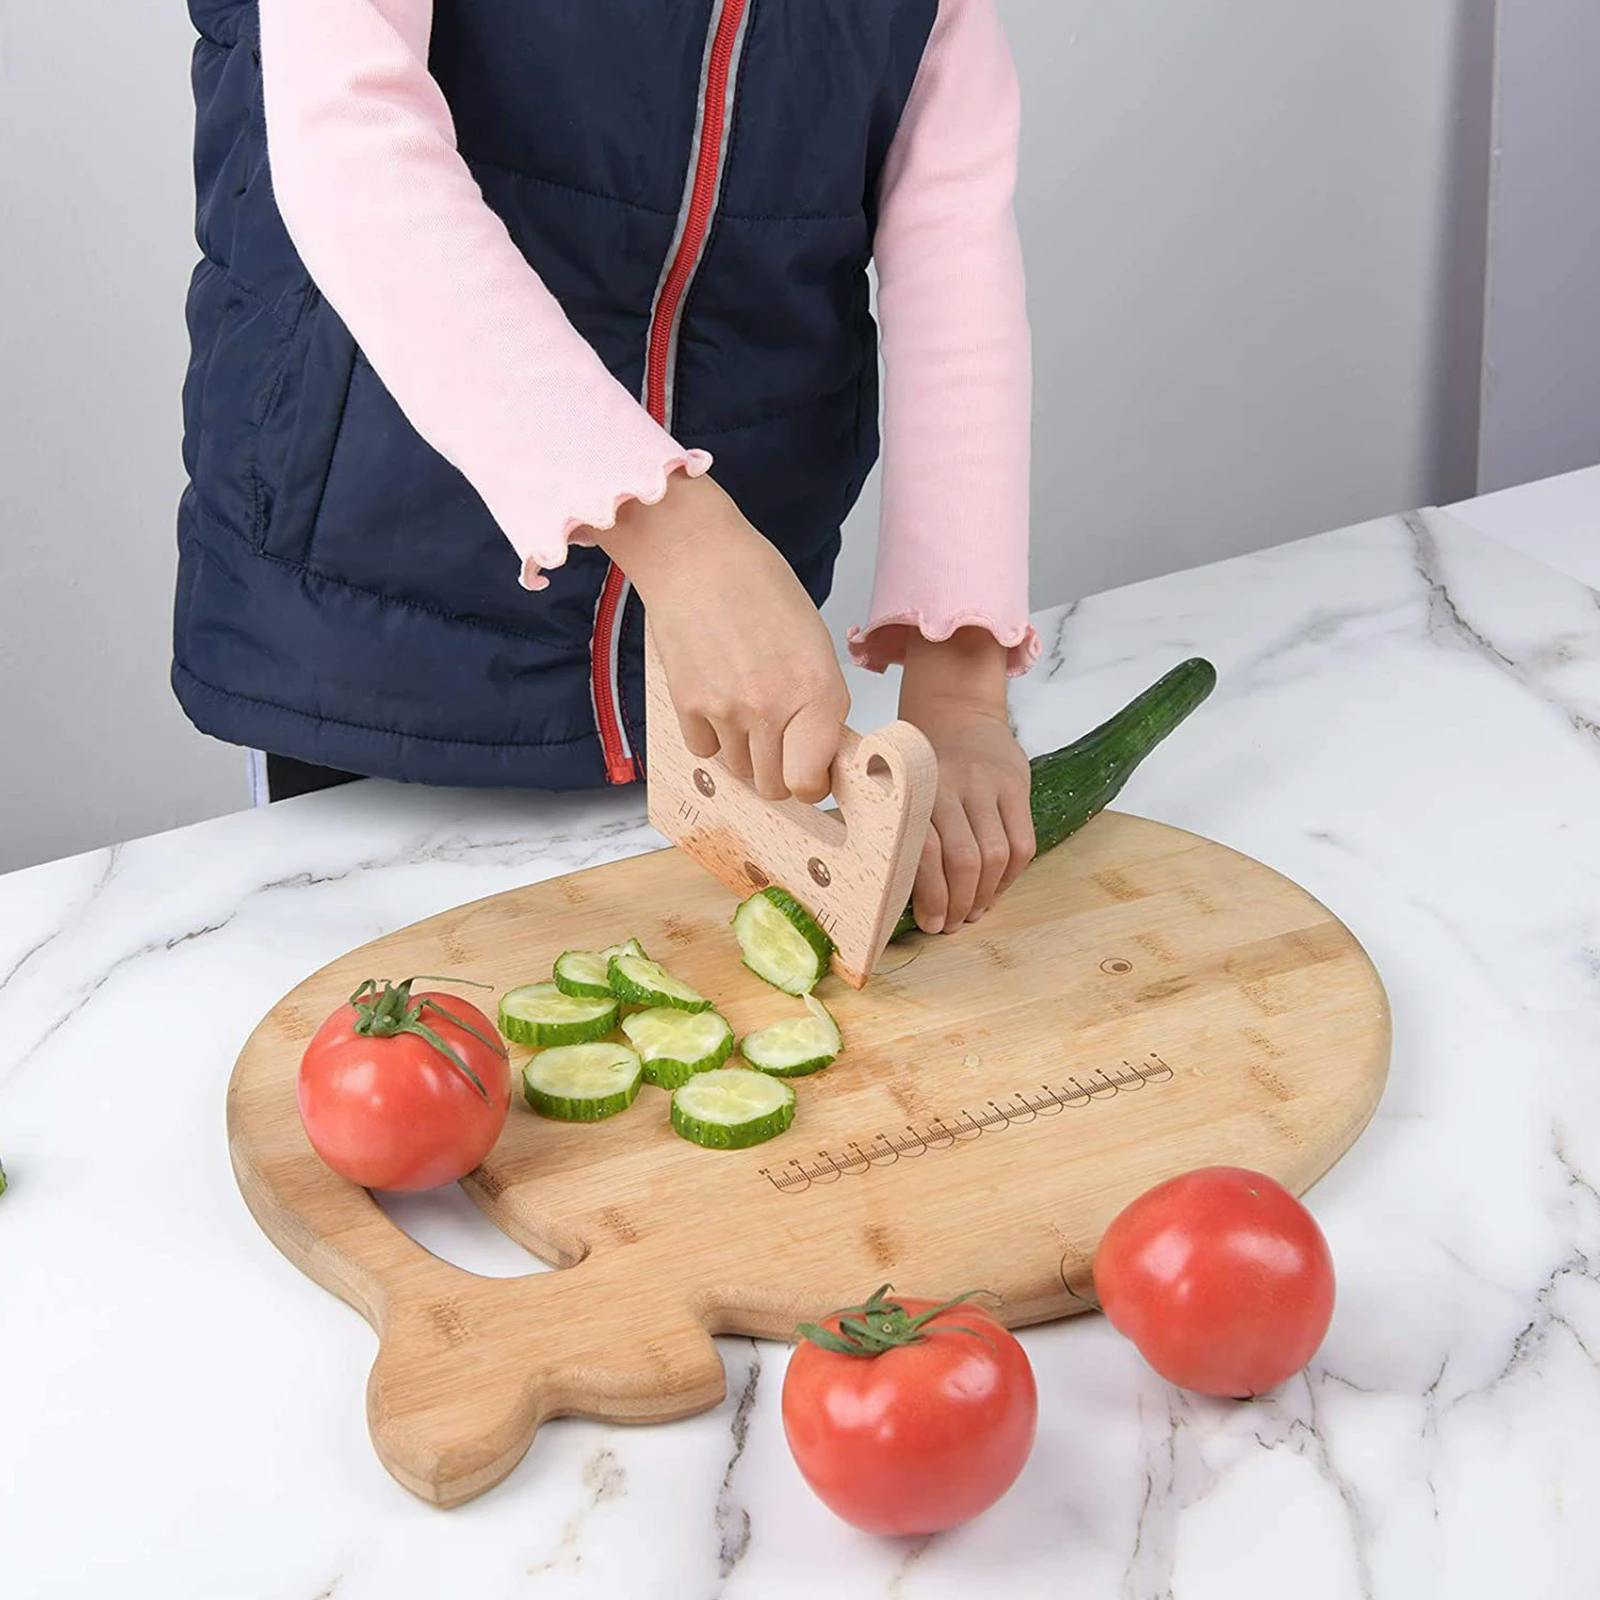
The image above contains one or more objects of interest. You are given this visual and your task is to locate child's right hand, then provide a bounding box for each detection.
[595,472,850,803]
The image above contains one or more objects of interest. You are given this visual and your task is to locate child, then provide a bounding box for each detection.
[176,0,1039,932]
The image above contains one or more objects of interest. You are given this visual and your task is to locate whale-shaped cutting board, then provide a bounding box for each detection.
[227,789,1389,1506]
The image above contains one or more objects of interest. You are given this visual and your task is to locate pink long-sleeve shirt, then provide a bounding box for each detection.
[259,0,1039,676]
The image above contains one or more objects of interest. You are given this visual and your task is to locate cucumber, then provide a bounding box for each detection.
[608,951,711,1013]
[739,994,841,1078]
[732,886,835,995]
[523,1042,642,1121]
[498,981,618,1047]
[670,1066,796,1150]
[621,1006,735,1089]
[553,939,646,999]
[891,657,1218,939]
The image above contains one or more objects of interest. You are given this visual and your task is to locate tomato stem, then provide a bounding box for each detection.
[347,976,507,1102]
[795,1284,998,1358]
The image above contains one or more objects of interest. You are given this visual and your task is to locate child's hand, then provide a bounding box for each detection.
[597,472,850,802]
[899,630,1035,932]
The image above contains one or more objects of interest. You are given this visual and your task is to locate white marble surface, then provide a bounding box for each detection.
[4,501,1600,1599]
[1448,461,1600,591]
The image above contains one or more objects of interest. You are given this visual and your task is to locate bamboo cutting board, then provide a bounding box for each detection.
[227,812,1389,1507]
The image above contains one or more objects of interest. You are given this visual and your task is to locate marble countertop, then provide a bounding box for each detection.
[4,500,1599,1599]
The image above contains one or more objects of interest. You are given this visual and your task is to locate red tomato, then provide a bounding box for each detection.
[297,978,510,1191]
[781,1288,1037,1536]
[1094,1166,1335,1397]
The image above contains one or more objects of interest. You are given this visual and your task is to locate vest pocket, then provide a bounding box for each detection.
[252,293,359,566]
[295,354,566,635]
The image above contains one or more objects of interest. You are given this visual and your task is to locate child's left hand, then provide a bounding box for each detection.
[898,630,1035,933]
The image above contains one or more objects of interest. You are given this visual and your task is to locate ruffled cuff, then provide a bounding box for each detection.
[846,611,1042,677]
[515,448,715,591]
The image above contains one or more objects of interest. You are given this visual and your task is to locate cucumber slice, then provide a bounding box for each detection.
[553,939,647,999]
[523,1042,642,1121]
[499,981,618,1047]
[732,886,835,995]
[670,1066,796,1150]
[739,994,842,1078]
[621,1007,734,1089]
[608,951,711,1013]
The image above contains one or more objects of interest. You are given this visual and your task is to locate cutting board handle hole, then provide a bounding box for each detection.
[372,1186,559,1279]
[864,752,893,791]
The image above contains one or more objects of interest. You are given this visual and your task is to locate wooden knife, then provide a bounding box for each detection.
[644,627,937,987]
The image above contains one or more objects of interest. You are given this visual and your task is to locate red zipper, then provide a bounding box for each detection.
[644,0,748,423]
[590,566,636,785]
[591,0,749,785]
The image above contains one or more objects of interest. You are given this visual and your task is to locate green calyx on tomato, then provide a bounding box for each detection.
[346,975,507,1101]
[796,1283,994,1358]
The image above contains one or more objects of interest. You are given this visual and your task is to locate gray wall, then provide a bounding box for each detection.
[0,1,247,871]
[828,0,1497,627]
[1476,0,1600,492]
[4,0,1500,871]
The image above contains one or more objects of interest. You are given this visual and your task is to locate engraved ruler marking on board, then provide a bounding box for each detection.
[758,1053,1176,1194]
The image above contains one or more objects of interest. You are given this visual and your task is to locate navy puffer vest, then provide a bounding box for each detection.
[174,0,938,787]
